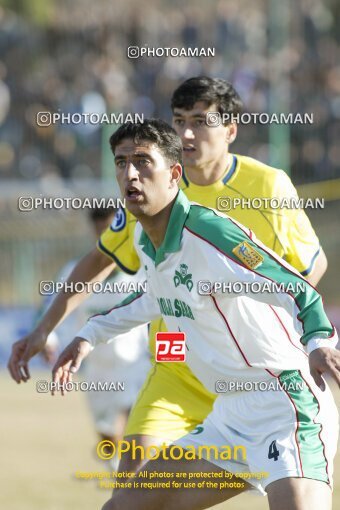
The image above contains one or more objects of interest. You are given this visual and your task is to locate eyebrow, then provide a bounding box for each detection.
[115,151,153,161]
[173,112,206,118]
[114,152,154,163]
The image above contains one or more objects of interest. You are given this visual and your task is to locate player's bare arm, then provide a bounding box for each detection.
[7,246,115,383]
[51,337,93,395]
[305,246,328,286]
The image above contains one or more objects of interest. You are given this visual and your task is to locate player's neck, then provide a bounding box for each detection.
[140,195,177,249]
[185,152,232,186]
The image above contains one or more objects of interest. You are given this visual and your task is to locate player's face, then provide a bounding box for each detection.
[172,101,236,168]
[114,138,181,218]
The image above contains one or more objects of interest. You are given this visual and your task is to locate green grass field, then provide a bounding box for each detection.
[0,371,339,510]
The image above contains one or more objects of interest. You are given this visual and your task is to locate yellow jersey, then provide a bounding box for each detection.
[98,154,321,366]
[99,153,320,276]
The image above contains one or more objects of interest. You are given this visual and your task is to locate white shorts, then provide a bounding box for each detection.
[175,369,339,494]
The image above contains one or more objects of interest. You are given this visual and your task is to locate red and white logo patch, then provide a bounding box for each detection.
[155,332,186,362]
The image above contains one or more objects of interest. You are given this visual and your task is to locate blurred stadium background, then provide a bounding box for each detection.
[0,0,339,509]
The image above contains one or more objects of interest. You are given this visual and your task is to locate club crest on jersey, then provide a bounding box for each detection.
[232,241,264,269]
[173,263,193,291]
[110,207,126,232]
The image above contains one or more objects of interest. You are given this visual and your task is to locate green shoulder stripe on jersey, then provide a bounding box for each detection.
[185,204,333,344]
[278,370,329,483]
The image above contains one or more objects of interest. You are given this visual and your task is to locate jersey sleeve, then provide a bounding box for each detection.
[273,171,321,276]
[214,220,335,346]
[76,290,160,347]
[97,207,141,274]
[187,208,336,347]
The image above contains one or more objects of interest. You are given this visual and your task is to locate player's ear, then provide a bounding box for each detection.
[170,162,182,187]
[225,122,237,145]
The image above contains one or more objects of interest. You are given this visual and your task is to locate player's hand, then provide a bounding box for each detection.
[51,337,92,395]
[309,347,340,390]
[8,331,48,383]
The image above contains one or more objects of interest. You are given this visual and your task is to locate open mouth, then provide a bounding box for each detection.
[126,187,143,200]
[183,146,196,153]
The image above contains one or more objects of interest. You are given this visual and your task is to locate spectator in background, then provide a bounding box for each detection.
[0,0,339,183]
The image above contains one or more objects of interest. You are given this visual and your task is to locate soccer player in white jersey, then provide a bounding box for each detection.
[51,119,339,510]
[8,80,328,487]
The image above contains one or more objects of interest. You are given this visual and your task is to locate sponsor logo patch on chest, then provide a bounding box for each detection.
[155,332,186,362]
[232,241,264,269]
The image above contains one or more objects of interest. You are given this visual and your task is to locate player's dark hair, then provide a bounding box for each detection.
[110,119,182,165]
[89,206,116,222]
[171,76,243,119]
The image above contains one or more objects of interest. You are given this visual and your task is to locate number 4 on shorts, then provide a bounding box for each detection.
[268,440,280,461]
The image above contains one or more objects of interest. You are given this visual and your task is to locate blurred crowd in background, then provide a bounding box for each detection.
[0,0,339,184]
[0,0,340,309]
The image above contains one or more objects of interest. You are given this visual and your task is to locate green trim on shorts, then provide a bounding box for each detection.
[278,370,329,483]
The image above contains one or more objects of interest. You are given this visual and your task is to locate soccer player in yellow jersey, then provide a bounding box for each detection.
[9,77,328,479]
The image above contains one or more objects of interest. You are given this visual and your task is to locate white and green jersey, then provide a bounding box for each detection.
[78,191,337,394]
